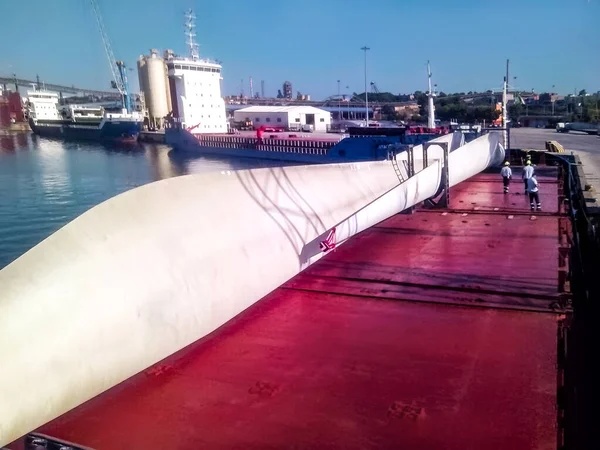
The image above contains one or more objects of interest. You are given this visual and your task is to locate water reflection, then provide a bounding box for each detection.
[0,134,17,152]
[37,139,71,199]
[145,144,184,180]
[0,132,296,268]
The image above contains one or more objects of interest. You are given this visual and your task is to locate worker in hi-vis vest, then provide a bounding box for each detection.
[527,174,541,211]
[522,160,535,193]
[500,161,512,193]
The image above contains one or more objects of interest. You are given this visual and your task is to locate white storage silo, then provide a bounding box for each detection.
[137,49,170,128]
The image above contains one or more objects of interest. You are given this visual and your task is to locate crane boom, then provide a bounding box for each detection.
[89,0,131,112]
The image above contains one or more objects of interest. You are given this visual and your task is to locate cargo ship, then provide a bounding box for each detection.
[1,136,593,450]
[27,90,143,143]
[163,14,448,161]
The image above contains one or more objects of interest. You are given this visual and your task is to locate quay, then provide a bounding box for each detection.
[17,155,589,450]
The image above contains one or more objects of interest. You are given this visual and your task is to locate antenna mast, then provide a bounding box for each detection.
[185,9,200,60]
[427,61,436,129]
[504,59,510,151]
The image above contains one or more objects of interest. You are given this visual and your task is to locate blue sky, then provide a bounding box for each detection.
[1,0,598,99]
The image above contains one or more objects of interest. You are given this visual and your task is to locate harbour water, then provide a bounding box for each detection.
[0,133,294,269]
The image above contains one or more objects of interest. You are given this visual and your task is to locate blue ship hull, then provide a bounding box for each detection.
[29,119,142,143]
[165,128,441,163]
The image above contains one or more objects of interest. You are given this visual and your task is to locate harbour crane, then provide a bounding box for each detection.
[89,0,132,113]
[370,81,381,95]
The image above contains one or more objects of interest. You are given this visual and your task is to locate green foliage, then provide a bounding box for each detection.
[434,104,500,123]
[582,95,600,122]
[351,89,598,124]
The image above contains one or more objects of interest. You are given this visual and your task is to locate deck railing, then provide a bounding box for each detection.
[545,151,600,450]
[194,135,339,156]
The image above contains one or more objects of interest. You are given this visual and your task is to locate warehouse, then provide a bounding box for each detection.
[233,106,331,132]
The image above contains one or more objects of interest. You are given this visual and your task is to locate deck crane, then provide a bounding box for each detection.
[90,0,132,113]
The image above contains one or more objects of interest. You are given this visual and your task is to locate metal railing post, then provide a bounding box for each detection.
[441,142,450,207]
[407,145,414,177]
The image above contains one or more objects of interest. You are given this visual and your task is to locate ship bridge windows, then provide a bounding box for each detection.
[175,64,182,69]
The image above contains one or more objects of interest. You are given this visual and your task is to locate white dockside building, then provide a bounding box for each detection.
[233,106,332,132]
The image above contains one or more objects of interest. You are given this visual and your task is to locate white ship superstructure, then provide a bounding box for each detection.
[27,90,60,120]
[167,10,227,134]
[167,57,227,133]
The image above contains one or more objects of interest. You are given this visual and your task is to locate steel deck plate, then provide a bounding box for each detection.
[11,170,562,450]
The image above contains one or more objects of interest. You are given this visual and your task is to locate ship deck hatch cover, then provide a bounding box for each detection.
[19,169,563,450]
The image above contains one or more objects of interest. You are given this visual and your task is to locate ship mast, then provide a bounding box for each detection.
[503,59,510,150]
[185,10,200,61]
[427,61,436,129]
[502,76,508,150]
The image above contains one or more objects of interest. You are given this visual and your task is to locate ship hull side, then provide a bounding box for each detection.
[29,119,142,143]
[165,128,445,163]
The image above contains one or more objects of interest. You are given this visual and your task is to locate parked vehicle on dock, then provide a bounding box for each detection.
[557,122,599,135]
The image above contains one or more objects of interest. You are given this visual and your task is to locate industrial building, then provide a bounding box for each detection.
[283,81,292,99]
[137,49,172,130]
[233,105,331,131]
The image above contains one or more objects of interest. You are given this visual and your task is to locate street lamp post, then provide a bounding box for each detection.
[337,79,341,120]
[346,85,350,120]
[361,46,370,126]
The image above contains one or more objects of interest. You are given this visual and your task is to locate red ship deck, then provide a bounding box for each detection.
[17,169,564,450]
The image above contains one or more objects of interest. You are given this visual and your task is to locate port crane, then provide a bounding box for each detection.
[370,81,381,95]
[90,0,132,113]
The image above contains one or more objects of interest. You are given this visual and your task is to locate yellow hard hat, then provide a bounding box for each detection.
[504,161,510,166]
[526,160,531,165]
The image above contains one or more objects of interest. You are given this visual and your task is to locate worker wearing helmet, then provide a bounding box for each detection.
[522,159,535,193]
[500,161,512,193]
[527,174,541,211]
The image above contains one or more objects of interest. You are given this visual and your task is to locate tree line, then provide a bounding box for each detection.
[356,89,599,124]
[371,93,501,123]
